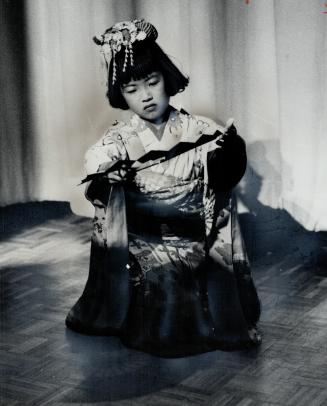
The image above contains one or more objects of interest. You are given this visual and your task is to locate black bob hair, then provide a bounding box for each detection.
[105,40,189,110]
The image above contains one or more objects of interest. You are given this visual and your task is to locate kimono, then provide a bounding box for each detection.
[65,107,261,357]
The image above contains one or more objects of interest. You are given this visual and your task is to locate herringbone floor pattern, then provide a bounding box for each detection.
[1,202,327,405]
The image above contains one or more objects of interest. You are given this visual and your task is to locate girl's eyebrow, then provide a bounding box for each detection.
[122,82,137,88]
[145,73,159,81]
[122,73,159,88]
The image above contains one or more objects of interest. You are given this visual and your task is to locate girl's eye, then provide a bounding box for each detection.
[125,89,137,94]
[149,80,159,87]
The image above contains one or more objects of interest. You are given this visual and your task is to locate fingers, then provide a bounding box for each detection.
[216,135,224,148]
[107,172,123,184]
[106,166,135,184]
[215,120,237,148]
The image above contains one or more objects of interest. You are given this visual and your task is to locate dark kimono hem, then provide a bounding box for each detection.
[65,315,261,358]
[120,337,261,358]
[65,314,121,337]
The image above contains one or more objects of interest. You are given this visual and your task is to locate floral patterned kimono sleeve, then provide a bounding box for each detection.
[84,127,128,175]
[83,127,128,207]
[67,127,131,332]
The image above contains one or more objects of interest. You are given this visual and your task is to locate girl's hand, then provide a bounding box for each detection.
[216,117,235,148]
[106,164,135,184]
[106,168,127,184]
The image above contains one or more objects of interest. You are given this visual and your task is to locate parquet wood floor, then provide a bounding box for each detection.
[1,202,327,405]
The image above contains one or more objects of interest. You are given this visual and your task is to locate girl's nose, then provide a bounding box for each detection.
[141,87,153,102]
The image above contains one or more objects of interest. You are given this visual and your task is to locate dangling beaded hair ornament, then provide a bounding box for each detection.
[93,19,158,85]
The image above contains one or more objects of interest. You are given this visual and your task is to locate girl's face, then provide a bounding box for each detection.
[121,72,170,124]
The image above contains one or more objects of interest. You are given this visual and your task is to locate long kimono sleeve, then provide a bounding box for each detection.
[67,128,131,332]
[199,119,260,328]
[83,126,129,256]
[84,129,127,175]
[84,129,128,206]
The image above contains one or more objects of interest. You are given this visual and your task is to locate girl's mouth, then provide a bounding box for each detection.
[144,104,157,112]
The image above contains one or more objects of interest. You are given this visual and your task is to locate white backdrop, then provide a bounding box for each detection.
[3,0,327,230]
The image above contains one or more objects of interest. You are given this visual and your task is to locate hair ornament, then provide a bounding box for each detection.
[93,19,158,85]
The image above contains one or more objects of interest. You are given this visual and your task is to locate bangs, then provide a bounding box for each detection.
[114,41,160,85]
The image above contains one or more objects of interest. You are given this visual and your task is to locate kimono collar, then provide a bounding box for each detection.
[130,107,183,153]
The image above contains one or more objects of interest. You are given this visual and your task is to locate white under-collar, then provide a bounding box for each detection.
[132,108,181,152]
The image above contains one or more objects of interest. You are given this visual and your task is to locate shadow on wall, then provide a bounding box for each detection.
[237,140,327,276]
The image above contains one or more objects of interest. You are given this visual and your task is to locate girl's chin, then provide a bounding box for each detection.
[140,105,171,124]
